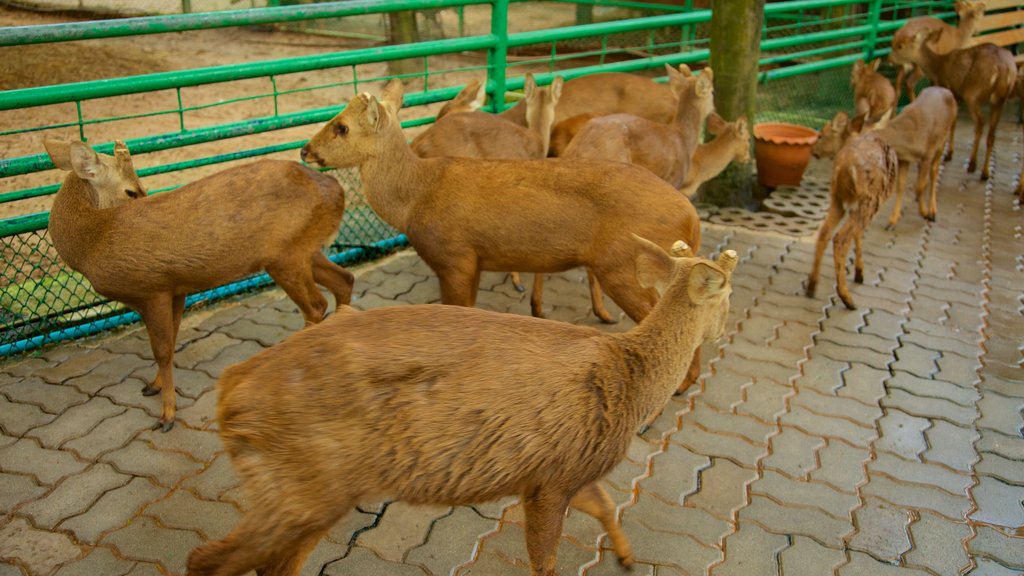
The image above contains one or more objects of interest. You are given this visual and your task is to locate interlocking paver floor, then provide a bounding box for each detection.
[1,114,1022,575]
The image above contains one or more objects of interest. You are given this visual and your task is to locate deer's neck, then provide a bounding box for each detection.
[955,11,981,45]
[613,288,707,426]
[526,116,553,158]
[359,128,433,232]
[671,97,705,153]
[48,175,102,272]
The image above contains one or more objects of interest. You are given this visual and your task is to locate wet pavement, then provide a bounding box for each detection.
[0,114,1022,575]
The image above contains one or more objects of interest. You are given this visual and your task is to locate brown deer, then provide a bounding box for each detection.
[806,115,900,309]
[890,0,986,103]
[434,78,486,120]
[45,140,354,432]
[679,113,752,198]
[186,237,738,576]
[548,112,597,157]
[1017,66,1024,203]
[812,87,958,228]
[300,79,706,391]
[900,30,1015,180]
[851,58,896,124]
[561,64,715,189]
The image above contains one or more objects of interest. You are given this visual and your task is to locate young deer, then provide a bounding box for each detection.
[561,64,715,189]
[300,79,706,391]
[548,112,597,157]
[890,0,986,103]
[186,237,738,576]
[813,87,958,228]
[434,78,485,121]
[806,116,900,309]
[851,58,896,124]
[903,29,1016,180]
[45,141,354,432]
[679,113,752,198]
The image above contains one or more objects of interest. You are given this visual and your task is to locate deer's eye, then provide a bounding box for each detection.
[125,189,142,199]
[335,124,349,136]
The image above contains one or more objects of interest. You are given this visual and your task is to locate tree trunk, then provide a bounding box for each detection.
[701,0,765,208]
[387,11,423,78]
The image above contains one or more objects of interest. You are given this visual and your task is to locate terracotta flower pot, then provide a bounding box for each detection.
[753,122,819,188]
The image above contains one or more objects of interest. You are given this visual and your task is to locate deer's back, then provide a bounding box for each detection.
[879,87,957,162]
[83,160,344,297]
[892,17,958,64]
[411,112,541,160]
[832,133,898,213]
[935,44,1016,99]
[217,305,633,504]
[564,114,687,186]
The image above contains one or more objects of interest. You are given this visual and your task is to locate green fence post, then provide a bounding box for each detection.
[489,0,509,112]
[865,0,882,59]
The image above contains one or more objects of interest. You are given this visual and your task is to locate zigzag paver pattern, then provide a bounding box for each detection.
[1,116,1022,575]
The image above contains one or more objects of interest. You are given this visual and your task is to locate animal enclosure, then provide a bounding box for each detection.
[0,0,1000,354]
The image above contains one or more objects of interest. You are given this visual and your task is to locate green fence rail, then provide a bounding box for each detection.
[0,0,953,356]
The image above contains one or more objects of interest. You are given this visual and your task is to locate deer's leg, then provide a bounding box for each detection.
[853,232,864,285]
[436,259,481,308]
[586,270,617,324]
[807,202,845,298]
[510,272,525,293]
[312,252,355,307]
[138,295,178,433]
[944,114,957,162]
[981,99,1007,181]
[906,66,923,102]
[569,482,633,567]
[927,152,942,221]
[268,262,327,326]
[832,216,863,310]
[522,488,570,576]
[966,100,985,174]
[886,161,911,230]
[592,266,656,324]
[530,273,546,318]
[141,294,185,399]
[894,65,907,105]
[255,527,329,576]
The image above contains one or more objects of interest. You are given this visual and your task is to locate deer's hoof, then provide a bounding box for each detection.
[636,423,651,436]
[805,282,817,298]
[513,282,526,293]
[841,296,857,310]
[141,385,160,397]
[967,162,977,173]
[854,271,864,284]
[597,312,618,325]
[885,222,896,231]
[617,553,635,568]
[943,153,952,162]
[927,213,936,223]
[981,172,990,182]
[152,420,175,433]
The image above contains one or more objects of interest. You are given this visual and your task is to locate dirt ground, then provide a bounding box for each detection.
[0,2,607,219]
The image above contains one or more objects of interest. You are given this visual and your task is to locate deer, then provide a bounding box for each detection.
[812,87,957,228]
[901,29,1016,181]
[300,79,706,392]
[434,78,486,121]
[679,113,752,197]
[851,58,896,124]
[186,237,738,576]
[806,114,900,309]
[561,64,715,189]
[890,0,986,103]
[44,140,354,432]
[411,74,564,294]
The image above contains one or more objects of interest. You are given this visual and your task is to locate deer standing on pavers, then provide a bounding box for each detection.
[412,73,563,294]
[806,113,900,309]
[901,30,1016,181]
[185,237,737,576]
[851,58,897,124]
[300,78,705,392]
[678,113,752,198]
[45,140,354,432]
[890,0,986,103]
[812,86,958,228]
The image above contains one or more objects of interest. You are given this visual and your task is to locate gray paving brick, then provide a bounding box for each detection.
[882,388,978,427]
[905,512,972,576]
[977,374,1024,400]
[837,550,933,575]
[813,340,891,371]
[740,494,852,548]
[174,389,219,430]
[869,451,973,495]
[1,378,89,414]
[0,396,56,437]
[27,396,125,449]
[0,473,48,515]
[323,546,429,576]
[969,476,1024,529]
[700,368,751,413]
[975,452,1024,485]
[861,475,971,521]
[143,489,241,541]
[887,371,980,407]
[139,426,222,464]
[751,470,859,519]
[976,430,1024,461]
[791,388,883,427]
[780,407,878,448]
[18,463,130,529]
[101,440,204,488]
[102,516,201,575]
[0,518,81,576]
[463,520,596,576]
[62,407,154,460]
[672,422,769,464]
[874,410,931,460]
[614,519,720,576]
[406,506,497,576]
[59,477,165,544]
[777,535,845,576]
[1,356,56,379]
[623,493,730,549]
[969,558,1022,576]
[737,377,792,422]
[357,502,452,563]
[763,426,826,479]
[218,317,293,347]
[0,438,88,486]
[969,526,1024,572]
[52,546,134,576]
[299,538,350,576]
[924,420,981,472]
[689,402,775,445]
[892,342,942,379]
[685,458,757,519]
[846,498,912,563]
[976,392,1024,437]
[810,440,870,493]
[713,521,786,576]
[637,442,708,504]
[64,353,153,396]
[34,349,117,385]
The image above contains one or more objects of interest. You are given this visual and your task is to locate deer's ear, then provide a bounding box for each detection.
[550,76,564,104]
[688,262,728,304]
[870,58,881,71]
[696,73,713,99]
[831,111,850,133]
[524,73,537,100]
[706,112,727,136]
[634,235,674,296]
[380,79,405,113]
[44,139,74,171]
[735,116,748,136]
[68,141,101,181]
[849,113,867,134]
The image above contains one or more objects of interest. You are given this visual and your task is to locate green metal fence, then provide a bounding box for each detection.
[0,0,951,356]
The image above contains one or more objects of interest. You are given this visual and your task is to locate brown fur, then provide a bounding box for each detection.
[434,78,486,121]
[562,64,715,189]
[679,113,751,198]
[45,141,354,431]
[185,241,738,576]
[890,0,986,102]
[548,112,598,157]
[851,59,897,124]
[813,87,958,228]
[903,32,1015,181]
[501,71,677,127]
[806,126,899,310]
[300,79,705,393]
